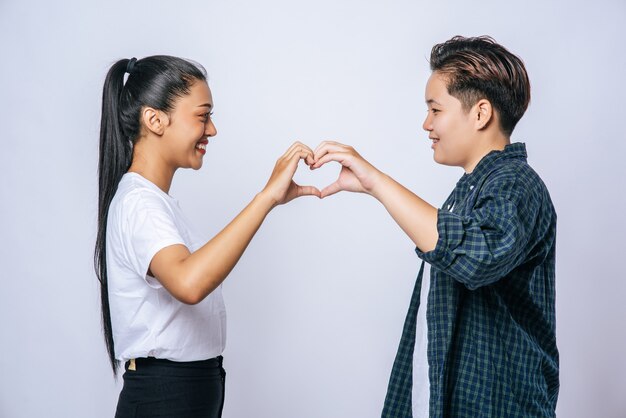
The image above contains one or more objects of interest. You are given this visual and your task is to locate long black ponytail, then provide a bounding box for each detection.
[95,56,206,376]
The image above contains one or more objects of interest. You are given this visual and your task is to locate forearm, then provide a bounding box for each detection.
[370,172,439,252]
[151,142,318,304]
[180,191,275,301]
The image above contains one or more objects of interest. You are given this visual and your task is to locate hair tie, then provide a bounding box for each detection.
[126,57,137,74]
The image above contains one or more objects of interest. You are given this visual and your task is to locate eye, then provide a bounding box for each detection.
[431,108,440,114]
[201,111,214,122]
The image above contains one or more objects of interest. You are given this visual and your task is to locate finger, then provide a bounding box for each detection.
[295,184,322,198]
[304,153,316,166]
[320,181,343,199]
[313,142,350,162]
[313,140,344,155]
[299,144,317,165]
[283,141,311,158]
[311,151,351,169]
[286,148,315,167]
[282,150,315,176]
[297,142,315,153]
[280,141,307,160]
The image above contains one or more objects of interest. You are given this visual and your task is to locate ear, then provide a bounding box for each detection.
[474,99,493,131]
[141,107,170,136]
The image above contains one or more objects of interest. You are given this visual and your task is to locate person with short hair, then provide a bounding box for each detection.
[311,36,559,417]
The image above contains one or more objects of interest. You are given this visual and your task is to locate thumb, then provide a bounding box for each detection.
[296,184,322,198]
[320,181,342,199]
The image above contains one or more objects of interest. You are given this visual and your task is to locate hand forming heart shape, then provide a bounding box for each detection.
[299,140,378,199]
[293,159,341,193]
[264,140,378,205]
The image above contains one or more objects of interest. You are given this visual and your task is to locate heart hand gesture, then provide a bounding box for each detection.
[310,141,383,198]
[262,142,321,206]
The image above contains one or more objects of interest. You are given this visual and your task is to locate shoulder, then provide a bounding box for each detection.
[483,158,547,197]
[480,159,555,221]
[110,175,174,221]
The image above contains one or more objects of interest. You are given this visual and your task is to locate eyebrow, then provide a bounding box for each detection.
[197,103,213,109]
[426,99,442,106]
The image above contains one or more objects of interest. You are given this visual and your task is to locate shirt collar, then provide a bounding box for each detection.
[461,142,527,184]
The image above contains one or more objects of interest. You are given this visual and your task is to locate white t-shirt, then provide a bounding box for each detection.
[412,263,430,417]
[106,172,226,362]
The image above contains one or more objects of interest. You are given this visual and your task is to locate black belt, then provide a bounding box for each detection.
[125,356,223,370]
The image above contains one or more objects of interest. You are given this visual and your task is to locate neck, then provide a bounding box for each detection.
[463,132,510,174]
[127,140,176,194]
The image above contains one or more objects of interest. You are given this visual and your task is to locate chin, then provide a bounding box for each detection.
[187,159,204,170]
[433,151,447,165]
[433,153,456,167]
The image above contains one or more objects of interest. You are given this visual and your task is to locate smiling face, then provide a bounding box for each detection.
[162,80,216,170]
[422,72,480,171]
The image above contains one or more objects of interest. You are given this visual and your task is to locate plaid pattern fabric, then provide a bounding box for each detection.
[383,143,559,418]
[382,262,425,417]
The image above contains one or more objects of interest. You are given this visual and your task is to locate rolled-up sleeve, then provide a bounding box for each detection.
[416,173,539,289]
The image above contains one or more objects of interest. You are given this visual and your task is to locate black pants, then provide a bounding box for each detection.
[115,356,226,418]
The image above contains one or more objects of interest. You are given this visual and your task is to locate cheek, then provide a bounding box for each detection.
[183,120,205,139]
[432,116,449,136]
[441,115,466,139]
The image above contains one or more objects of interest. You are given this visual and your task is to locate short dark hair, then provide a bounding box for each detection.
[429,36,530,137]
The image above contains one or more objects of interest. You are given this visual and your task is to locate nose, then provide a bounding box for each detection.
[205,119,217,137]
[422,112,432,132]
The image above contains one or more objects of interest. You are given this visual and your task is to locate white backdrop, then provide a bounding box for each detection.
[1,1,625,417]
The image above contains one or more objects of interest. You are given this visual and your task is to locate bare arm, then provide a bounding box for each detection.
[150,142,320,304]
[312,141,438,252]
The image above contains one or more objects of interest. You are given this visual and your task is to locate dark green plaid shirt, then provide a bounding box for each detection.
[383,143,559,417]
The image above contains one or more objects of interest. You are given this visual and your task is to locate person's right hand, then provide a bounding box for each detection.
[310,141,383,198]
[261,141,321,207]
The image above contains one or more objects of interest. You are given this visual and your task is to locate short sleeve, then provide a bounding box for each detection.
[121,190,187,288]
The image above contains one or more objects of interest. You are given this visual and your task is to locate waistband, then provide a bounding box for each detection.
[125,356,224,373]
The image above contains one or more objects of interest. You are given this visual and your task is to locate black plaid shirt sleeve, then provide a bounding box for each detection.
[421,167,543,289]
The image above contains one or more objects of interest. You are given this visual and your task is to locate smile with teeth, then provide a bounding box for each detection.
[196,143,206,150]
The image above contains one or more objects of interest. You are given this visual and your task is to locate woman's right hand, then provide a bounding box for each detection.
[261,141,321,207]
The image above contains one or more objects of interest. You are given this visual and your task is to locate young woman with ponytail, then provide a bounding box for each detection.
[94,55,320,417]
